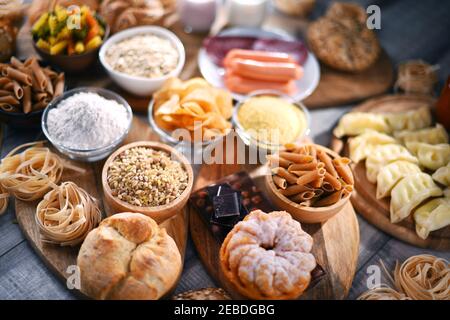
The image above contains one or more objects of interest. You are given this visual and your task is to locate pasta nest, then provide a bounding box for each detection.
[220,210,316,300]
[36,181,102,246]
[0,141,63,209]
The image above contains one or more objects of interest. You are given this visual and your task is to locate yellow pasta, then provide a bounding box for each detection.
[50,40,68,55]
[36,181,102,247]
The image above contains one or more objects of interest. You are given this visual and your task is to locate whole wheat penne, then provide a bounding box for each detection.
[268,155,292,168]
[0,89,12,96]
[34,92,48,101]
[0,95,19,105]
[0,103,15,112]
[43,67,58,79]
[32,100,48,111]
[290,170,310,176]
[2,67,32,86]
[322,181,335,193]
[308,145,317,158]
[318,150,338,177]
[324,172,342,190]
[314,190,343,207]
[317,161,325,169]
[273,175,287,189]
[44,73,54,95]
[12,81,23,100]
[23,86,32,114]
[53,73,65,97]
[296,169,324,186]
[311,176,324,188]
[279,184,312,196]
[0,77,11,86]
[288,162,317,171]
[290,190,315,203]
[10,57,24,69]
[3,81,14,91]
[333,158,354,185]
[272,167,298,184]
[280,152,314,164]
[28,59,47,91]
[313,189,324,197]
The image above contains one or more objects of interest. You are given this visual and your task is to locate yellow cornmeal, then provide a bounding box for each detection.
[238,96,307,145]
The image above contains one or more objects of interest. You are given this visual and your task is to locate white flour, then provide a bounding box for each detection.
[47,92,129,150]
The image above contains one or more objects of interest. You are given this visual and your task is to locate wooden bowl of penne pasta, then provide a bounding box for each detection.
[265,143,354,223]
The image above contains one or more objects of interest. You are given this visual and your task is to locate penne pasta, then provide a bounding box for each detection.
[12,81,23,100]
[322,181,335,193]
[288,162,317,171]
[296,169,324,186]
[32,100,48,111]
[279,184,312,196]
[2,67,32,86]
[23,86,32,114]
[54,73,65,97]
[271,143,354,208]
[273,175,287,189]
[26,58,47,91]
[318,150,338,177]
[0,103,16,112]
[268,155,292,169]
[279,152,314,164]
[324,172,342,191]
[10,57,24,69]
[314,190,344,207]
[0,95,19,105]
[0,89,12,97]
[272,167,298,184]
[290,190,315,203]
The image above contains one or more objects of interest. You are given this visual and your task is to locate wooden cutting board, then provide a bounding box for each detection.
[14,117,189,299]
[189,162,360,300]
[330,94,450,250]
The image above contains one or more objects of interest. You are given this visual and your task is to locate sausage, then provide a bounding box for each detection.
[224,72,297,95]
[227,58,303,82]
[223,49,296,67]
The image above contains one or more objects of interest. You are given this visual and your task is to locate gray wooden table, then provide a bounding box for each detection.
[1,0,450,299]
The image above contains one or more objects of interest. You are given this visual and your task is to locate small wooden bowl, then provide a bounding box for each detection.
[265,144,353,224]
[102,141,194,224]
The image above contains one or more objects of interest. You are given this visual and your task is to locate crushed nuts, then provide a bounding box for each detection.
[107,147,188,207]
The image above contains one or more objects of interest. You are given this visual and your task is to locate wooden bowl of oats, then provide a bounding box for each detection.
[102,141,194,224]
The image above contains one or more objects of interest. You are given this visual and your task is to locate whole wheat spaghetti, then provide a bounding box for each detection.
[36,181,102,246]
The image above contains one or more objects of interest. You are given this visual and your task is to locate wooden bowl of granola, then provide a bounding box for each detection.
[102,141,194,224]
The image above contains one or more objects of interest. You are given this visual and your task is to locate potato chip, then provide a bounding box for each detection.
[153,77,233,142]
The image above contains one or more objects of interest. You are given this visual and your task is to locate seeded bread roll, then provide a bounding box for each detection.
[307,2,380,72]
[77,212,182,300]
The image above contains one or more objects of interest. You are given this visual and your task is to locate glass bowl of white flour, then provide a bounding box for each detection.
[42,87,133,162]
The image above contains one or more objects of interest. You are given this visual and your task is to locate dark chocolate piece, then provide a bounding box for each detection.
[213,193,240,218]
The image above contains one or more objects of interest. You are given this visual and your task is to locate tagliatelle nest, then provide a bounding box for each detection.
[0,141,64,210]
[36,181,102,247]
[0,184,8,215]
[358,254,450,300]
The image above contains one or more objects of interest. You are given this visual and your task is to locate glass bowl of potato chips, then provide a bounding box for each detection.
[148,77,234,157]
